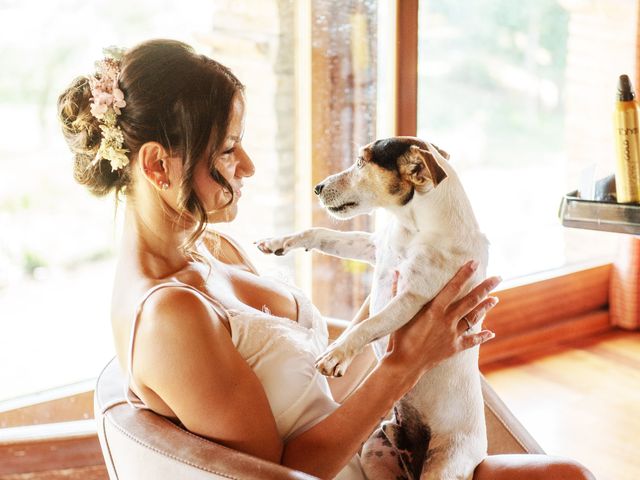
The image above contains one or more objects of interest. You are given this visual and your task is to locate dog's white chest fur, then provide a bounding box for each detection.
[370,223,463,318]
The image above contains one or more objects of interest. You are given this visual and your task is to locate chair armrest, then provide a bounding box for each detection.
[95,358,318,479]
[102,405,318,479]
[481,374,545,455]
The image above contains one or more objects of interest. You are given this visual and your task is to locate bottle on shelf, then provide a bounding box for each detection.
[613,74,640,203]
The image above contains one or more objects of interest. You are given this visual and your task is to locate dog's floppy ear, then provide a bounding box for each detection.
[431,143,450,160]
[400,145,448,190]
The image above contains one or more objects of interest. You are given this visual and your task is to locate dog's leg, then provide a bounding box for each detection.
[316,251,449,377]
[315,289,426,376]
[256,227,376,264]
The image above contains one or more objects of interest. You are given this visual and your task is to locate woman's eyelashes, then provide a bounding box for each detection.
[222,140,242,155]
[210,148,232,170]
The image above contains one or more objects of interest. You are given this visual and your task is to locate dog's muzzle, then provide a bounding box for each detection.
[327,201,359,213]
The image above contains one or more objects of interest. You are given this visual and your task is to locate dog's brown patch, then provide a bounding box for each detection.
[394,136,450,160]
[361,145,373,163]
[398,145,447,192]
[361,162,415,207]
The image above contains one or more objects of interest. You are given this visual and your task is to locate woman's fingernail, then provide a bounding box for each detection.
[487,331,496,340]
[469,260,479,271]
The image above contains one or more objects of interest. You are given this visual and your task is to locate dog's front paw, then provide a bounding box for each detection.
[315,338,360,377]
[255,234,307,256]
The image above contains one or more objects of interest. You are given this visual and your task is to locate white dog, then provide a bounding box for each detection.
[257,137,490,480]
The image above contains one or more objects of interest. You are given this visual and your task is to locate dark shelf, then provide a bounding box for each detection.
[559,192,640,234]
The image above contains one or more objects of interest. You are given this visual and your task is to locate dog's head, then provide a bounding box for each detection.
[315,137,449,219]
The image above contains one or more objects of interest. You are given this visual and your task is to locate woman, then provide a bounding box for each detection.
[58,39,593,479]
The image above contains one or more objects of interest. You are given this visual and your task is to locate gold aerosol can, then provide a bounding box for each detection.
[614,74,640,203]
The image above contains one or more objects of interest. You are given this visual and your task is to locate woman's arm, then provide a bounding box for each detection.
[282,353,411,477]
[282,262,500,478]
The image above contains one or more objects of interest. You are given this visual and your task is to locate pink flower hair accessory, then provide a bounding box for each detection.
[89,46,129,172]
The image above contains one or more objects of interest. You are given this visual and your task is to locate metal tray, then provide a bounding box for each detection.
[559,191,640,234]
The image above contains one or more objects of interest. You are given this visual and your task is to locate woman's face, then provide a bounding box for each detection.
[193,93,255,223]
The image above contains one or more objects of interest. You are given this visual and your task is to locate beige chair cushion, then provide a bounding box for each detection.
[95,357,543,479]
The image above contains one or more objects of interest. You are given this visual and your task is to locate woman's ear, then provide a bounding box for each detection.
[137,142,171,190]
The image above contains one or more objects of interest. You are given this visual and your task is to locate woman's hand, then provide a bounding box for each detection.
[381,260,500,387]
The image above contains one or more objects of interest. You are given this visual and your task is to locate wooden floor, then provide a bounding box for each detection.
[0,465,107,480]
[482,328,640,480]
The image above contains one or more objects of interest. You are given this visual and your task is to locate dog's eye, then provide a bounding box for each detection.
[356,157,365,169]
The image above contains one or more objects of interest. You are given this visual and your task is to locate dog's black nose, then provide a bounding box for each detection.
[314,183,324,195]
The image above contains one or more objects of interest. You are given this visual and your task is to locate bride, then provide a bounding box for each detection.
[58,39,593,480]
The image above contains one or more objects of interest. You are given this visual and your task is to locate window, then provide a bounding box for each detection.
[417,0,629,279]
[305,0,378,319]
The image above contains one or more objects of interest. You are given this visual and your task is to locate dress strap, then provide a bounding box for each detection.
[125,281,230,410]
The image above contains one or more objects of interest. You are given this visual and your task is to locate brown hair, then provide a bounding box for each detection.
[57,39,244,254]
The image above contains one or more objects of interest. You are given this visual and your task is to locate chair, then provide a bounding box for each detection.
[94,357,544,479]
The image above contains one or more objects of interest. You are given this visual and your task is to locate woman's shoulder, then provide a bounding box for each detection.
[131,281,235,381]
[137,279,229,335]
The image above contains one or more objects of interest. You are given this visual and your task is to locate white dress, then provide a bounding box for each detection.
[124,239,367,480]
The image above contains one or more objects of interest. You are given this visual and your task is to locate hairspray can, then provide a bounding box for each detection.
[614,74,640,203]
